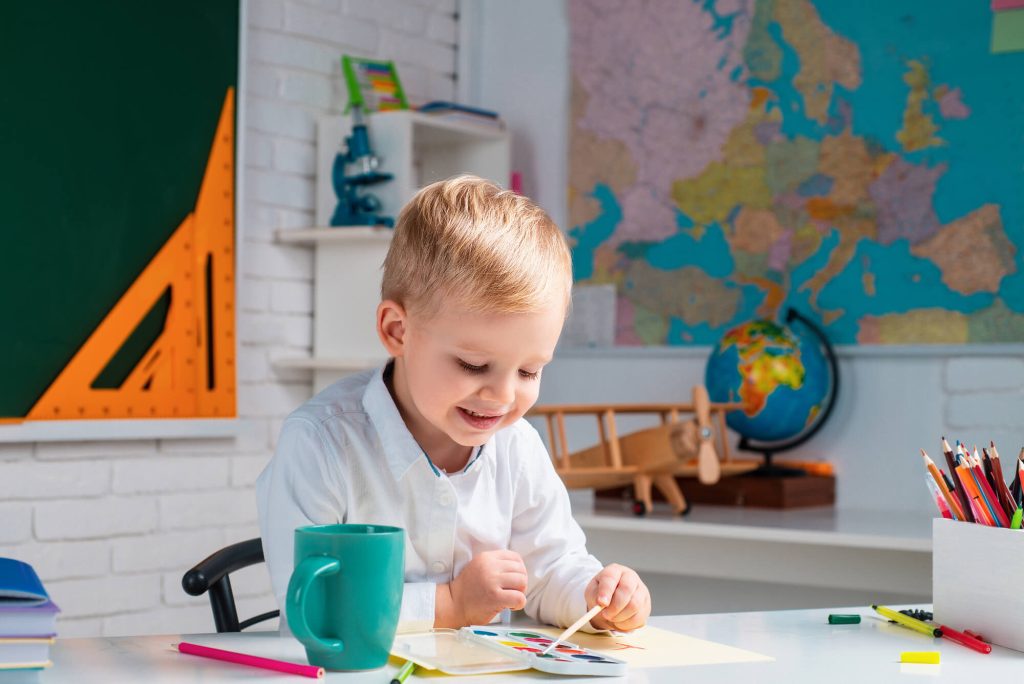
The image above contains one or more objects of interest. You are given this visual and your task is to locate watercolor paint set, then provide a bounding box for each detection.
[391,626,627,676]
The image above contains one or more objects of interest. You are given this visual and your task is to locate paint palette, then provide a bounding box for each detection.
[464,626,627,676]
[391,627,626,676]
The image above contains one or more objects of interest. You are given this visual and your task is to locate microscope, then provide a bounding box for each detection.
[329,103,393,227]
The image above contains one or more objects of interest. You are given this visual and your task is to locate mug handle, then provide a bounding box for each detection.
[286,556,344,655]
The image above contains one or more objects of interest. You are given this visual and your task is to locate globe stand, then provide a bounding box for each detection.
[738,442,807,478]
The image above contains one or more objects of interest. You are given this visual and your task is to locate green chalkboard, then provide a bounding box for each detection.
[0,1,238,417]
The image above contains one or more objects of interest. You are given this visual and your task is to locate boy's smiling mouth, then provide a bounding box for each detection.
[457,406,505,430]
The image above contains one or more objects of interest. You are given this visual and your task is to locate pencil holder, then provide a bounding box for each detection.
[932,518,1024,653]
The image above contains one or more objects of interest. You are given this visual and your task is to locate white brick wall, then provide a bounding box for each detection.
[0,0,457,638]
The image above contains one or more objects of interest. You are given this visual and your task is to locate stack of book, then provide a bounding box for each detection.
[417,101,505,130]
[0,558,59,681]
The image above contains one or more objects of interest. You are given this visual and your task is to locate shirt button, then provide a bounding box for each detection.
[431,561,447,574]
[439,491,453,506]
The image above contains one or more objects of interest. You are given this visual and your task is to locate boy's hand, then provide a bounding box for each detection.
[448,550,528,626]
[584,564,650,632]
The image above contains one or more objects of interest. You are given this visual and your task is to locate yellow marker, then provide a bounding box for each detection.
[901,651,940,664]
[872,605,941,637]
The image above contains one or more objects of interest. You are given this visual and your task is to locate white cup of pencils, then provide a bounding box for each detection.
[928,436,1024,654]
[921,438,1022,527]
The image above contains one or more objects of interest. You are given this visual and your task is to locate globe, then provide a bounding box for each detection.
[705,311,837,452]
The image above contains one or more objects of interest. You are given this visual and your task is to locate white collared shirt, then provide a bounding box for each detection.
[256,364,603,632]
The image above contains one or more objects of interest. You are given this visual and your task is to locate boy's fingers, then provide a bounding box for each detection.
[493,549,525,563]
[596,565,625,606]
[612,610,645,632]
[498,571,528,592]
[497,589,527,611]
[496,559,527,574]
[603,573,639,616]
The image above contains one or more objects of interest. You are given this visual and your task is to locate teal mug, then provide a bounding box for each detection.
[286,524,404,670]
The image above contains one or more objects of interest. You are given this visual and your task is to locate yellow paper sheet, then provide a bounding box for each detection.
[534,625,773,668]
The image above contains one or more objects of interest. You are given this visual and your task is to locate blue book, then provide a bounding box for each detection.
[0,560,48,605]
[418,100,500,119]
[0,560,58,639]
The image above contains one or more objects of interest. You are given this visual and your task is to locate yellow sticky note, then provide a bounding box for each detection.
[900,651,940,664]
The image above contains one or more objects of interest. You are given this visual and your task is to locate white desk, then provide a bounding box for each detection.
[576,506,934,613]
[42,607,1021,683]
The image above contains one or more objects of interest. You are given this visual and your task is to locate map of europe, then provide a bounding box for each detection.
[568,0,1024,344]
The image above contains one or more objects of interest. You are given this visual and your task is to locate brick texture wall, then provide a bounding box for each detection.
[0,0,457,638]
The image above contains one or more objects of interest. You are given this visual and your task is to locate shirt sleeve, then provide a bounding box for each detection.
[397,582,436,633]
[256,414,439,633]
[507,423,604,630]
[256,415,347,633]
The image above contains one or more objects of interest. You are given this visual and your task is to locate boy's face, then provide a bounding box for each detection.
[379,295,565,450]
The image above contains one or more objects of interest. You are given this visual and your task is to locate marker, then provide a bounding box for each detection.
[828,614,861,624]
[872,605,941,638]
[938,624,992,654]
[390,659,415,684]
[1012,507,1023,530]
[900,651,940,664]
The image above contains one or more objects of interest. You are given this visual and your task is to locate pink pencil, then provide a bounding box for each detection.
[176,641,324,679]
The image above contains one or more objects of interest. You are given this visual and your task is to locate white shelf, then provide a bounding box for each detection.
[575,505,933,552]
[272,356,385,372]
[0,418,239,443]
[408,111,508,141]
[274,227,394,245]
[574,505,933,597]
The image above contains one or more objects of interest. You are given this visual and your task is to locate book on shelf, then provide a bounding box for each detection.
[417,100,505,130]
[0,559,59,672]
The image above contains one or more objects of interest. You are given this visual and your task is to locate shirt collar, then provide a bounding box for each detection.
[362,361,495,480]
[362,362,427,481]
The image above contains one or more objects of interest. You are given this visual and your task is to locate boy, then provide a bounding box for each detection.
[257,176,651,633]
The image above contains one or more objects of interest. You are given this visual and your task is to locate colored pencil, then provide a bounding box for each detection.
[1010,452,1022,504]
[921,450,963,521]
[956,463,994,526]
[966,457,1002,526]
[1017,459,1024,508]
[970,451,1010,526]
[942,438,975,523]
[924,474,953,518]
[989,442,1018,518]
[176,642,324,679]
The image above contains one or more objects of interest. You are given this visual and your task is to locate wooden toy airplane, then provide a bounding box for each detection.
[529,387,751,516]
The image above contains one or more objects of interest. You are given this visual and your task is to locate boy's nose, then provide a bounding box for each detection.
[481,374,516,405]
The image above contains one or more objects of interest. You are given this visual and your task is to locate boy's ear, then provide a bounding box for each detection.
[376,299,408,356]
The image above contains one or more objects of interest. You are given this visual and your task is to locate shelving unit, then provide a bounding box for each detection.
[274,110,510,392]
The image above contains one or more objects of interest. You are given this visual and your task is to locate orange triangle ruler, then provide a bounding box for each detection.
[24,88,237,421]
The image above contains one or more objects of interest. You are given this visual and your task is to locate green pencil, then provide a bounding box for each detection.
[1011,506,1023,530]
[390,659,415,684]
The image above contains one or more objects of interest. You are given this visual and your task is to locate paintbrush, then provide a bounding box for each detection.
[540,604,604,655]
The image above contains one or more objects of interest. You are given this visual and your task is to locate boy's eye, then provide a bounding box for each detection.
[519,369,540,380]
[457,359,487,373]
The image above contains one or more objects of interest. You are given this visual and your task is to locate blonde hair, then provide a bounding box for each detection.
[381,175,572,316]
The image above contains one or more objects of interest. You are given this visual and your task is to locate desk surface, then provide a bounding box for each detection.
[44,607,1019,683]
